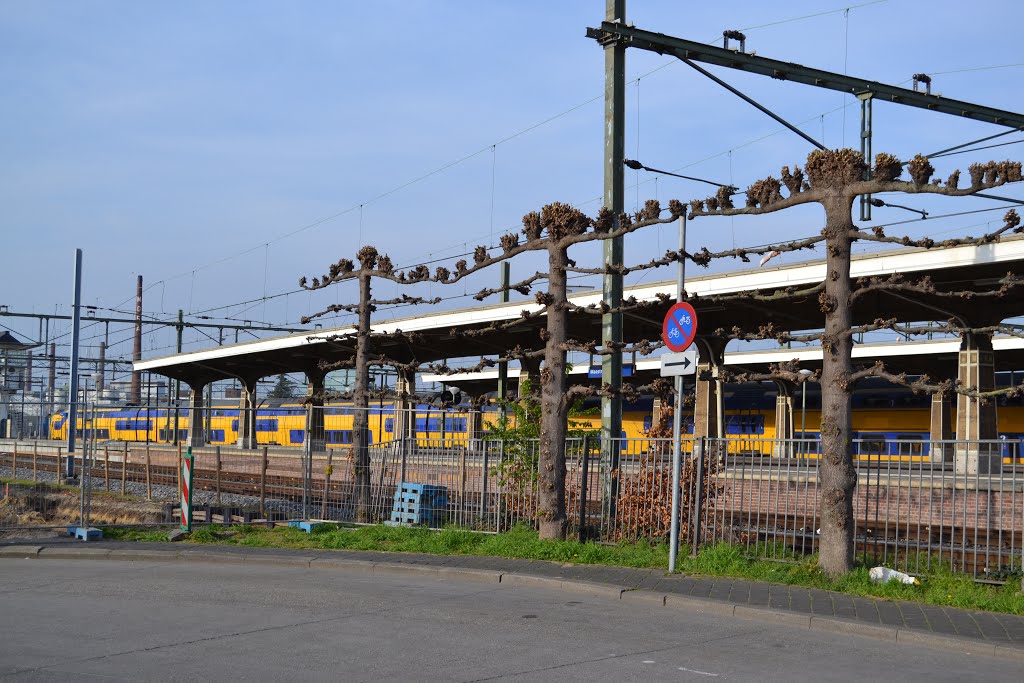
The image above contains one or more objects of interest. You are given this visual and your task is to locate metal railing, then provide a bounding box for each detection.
[3,407,1022,579]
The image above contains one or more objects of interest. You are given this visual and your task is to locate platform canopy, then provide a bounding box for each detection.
[136,237,1024,388]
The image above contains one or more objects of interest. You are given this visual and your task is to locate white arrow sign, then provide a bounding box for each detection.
[660,348,697,377]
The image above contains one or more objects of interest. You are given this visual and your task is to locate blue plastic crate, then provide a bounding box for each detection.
[391,497,448,511]
[388,482,449,526]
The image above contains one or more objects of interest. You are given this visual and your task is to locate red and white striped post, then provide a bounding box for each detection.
[180,447,194,532]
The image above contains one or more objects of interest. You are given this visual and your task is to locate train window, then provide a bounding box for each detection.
[725,415,765,435]
[895,434,924,456]
[116,419,151,431]
[290,429,304,444]
[209,430,225,442]
[795,432,821,453]
[231,419,238,432]
[325,407,351,415]
[416,418,439,433]
[326,430,352,444]
[858,434,888,454]
[643,415,653,432]
[445,417,467,433]
[256,419,278,432]
[158,429,190,441]
[384,418,394,433]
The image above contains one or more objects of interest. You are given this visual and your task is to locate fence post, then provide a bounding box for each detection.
[12,443,17,478]
[690,437,707,557]
[121,443,128,495]
[260,446,268,518]
[176,442,183,505]
[400,436,408,484]
[104,445,110,491]
[321,450,333,519]
[56,446,62,480]
[215,445,222,505]
[481,440,490,524]
[578,436,591,543]
[459,445,467,524]
[33,442,38,482]
[145,445,152,500]
[496,439,506,533]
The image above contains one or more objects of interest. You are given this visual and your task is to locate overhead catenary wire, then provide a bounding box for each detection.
[124,3,893,311]
[39,16,1006,354]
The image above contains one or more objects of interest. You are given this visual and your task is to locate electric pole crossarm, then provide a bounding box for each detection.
[0,311,305,334]
[586,22,1024,129]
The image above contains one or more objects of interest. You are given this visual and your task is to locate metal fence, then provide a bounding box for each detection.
[2,402,1022,580]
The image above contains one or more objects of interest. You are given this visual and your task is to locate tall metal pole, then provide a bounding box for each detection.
[47,341,55,404]
[173,309,183,445]
[67,249,83,477]
[97,342,106,393]
[601,0,626,521]
[130,275,143,404]
[668,215,686,572]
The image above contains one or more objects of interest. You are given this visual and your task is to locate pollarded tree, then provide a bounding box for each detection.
[688,149,1023,576]
[302,199,684,537]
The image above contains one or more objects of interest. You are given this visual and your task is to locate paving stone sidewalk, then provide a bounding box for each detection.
[5,539,1024,653]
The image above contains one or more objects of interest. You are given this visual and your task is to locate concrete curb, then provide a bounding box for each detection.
[4,544,1022,663]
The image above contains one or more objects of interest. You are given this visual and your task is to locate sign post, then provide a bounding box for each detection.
[180,447,194,532]
[663,216,697,573]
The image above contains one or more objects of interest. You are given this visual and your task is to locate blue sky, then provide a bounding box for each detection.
[2,0,1023,375]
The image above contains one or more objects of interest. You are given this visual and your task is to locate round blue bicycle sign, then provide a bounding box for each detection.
[662,302,698,352]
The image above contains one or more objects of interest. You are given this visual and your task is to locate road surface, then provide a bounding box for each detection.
[0,558,1018,681]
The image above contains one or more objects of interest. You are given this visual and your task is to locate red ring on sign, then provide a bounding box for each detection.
[662,302,698,352]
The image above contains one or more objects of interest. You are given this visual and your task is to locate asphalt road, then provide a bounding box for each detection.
[0,559,1018,682]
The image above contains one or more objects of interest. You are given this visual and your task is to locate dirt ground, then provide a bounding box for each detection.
[0,483,167,539]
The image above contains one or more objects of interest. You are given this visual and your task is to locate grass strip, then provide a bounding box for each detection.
[101,524,1024,615]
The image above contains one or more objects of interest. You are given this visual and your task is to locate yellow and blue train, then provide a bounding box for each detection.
[46,384,1024,461]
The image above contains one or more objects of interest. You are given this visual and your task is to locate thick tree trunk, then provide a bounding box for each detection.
[818,196,857,576]
[538,245,569,539]
[353,272,372,522]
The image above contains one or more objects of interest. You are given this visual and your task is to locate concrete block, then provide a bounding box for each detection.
[809,616,896,641]
[309,558,378,576]
[896,628,994,656]
[375,563,503,584]
[0,545,42,558]
[663,594,736,618]
[107,549,179,562]
[167,529,189,542]
[734,604,811,629]
[38,547,113,560]
[619,589,666,607]
[992,644,1024,663]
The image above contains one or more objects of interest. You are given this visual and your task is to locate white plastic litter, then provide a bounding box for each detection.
[869,566,919,585]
